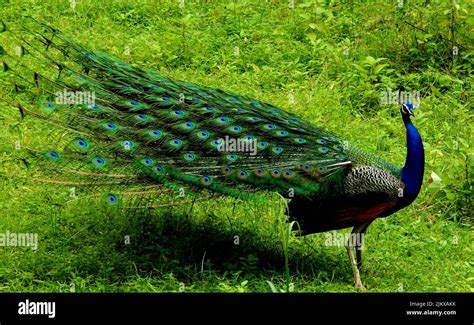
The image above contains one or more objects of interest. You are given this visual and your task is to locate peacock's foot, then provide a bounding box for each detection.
[354,280,366,291]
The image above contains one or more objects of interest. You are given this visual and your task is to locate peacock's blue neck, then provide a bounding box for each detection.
[400,115,424,201]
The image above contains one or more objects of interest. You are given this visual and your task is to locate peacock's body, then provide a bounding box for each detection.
[0,21,424,289]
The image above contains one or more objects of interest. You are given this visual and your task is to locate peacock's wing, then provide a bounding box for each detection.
[1,20,352,202]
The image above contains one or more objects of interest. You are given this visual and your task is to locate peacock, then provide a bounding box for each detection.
[0,20,424,290]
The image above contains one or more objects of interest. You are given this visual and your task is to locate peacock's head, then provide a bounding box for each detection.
[400,102,415,117]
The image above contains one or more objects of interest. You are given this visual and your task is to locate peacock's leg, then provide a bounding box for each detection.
[356,221,373,270]
[346,222,370,290]
[356,247,363,271]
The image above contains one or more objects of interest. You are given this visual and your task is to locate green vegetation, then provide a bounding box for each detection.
[0,0,472,292]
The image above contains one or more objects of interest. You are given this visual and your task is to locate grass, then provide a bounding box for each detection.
[0,0,472,293]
